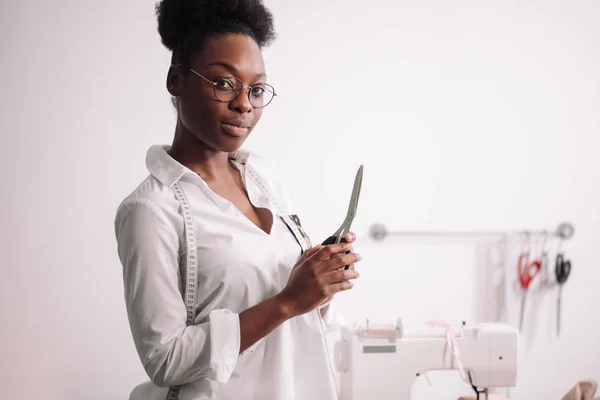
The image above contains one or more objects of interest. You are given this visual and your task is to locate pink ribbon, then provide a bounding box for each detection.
[424,320,467,381]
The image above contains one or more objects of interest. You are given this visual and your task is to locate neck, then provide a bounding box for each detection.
[168,122,234,182]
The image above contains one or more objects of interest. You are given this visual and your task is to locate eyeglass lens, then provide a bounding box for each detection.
[213,78,275,108]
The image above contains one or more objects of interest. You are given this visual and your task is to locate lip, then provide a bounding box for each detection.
[221,120,251,137]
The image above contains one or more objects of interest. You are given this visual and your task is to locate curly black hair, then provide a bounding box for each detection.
[155,0,277,66]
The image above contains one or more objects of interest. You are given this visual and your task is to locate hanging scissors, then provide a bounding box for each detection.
[555,239,572,336]
[322,165,363,270]
[517,232,541,331]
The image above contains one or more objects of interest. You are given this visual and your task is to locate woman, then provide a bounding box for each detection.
[114,0,362,399]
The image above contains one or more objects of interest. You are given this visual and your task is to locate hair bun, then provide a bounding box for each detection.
[155,0,276,52]
[155,0,203,51]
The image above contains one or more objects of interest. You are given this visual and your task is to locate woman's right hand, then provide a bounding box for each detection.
[276,242,361,318]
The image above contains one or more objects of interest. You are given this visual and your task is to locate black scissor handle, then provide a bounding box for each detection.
[555,253,571,285]
[321,235,351,270]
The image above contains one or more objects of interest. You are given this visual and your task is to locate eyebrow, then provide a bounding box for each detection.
[207,61,267,79]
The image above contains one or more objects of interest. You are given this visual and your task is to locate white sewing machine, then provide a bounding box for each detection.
[334,319,519,399]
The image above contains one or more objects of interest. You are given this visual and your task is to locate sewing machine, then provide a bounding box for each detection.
[334,319,519,399]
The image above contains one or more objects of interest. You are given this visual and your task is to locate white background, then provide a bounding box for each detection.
[1,0,599,399]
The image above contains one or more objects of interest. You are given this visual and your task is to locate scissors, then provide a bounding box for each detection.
[555,246,572,336]
[517,234,541,331]
[321,165,363,270]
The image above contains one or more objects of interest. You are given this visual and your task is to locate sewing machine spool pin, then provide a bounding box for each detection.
[357,318,404,343]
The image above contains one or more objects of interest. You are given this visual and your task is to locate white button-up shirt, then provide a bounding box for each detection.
[114,145,345,400]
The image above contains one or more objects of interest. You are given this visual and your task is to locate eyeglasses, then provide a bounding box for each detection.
[188,67,277,109]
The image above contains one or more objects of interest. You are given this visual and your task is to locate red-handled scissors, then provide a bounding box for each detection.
[518,254,541,290]
[517,238,541,331]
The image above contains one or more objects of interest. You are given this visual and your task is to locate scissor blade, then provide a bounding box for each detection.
[345,165,363,220]
[329,165,363,245]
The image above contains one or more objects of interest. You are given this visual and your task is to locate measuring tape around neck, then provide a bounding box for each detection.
[165,182,199,400]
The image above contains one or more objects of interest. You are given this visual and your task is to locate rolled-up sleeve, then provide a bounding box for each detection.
[114,198,240,387]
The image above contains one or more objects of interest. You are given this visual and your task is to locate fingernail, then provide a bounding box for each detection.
[356,253,362,261]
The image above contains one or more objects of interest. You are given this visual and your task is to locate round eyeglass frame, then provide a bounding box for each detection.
[186,67,277,109]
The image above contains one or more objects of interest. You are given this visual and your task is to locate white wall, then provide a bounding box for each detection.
[1,0,599,399]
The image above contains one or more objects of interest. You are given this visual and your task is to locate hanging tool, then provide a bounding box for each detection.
[322,165,363,269]
[517,233,541,331]
[555,241,572,336]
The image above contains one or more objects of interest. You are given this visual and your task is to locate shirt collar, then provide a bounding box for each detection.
[145,144,258,187]
[229,148,252,165]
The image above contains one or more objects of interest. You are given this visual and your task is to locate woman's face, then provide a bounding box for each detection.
[170,34,268,154]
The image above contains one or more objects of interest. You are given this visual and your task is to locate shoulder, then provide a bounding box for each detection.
[113,174,181,239]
